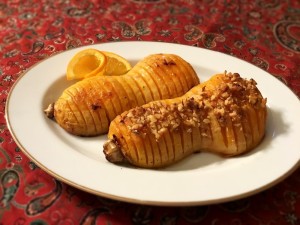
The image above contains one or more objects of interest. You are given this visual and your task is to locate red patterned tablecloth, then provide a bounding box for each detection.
[1,0,300,224]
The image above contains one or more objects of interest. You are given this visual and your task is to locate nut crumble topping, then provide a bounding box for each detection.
[120,72,266,140]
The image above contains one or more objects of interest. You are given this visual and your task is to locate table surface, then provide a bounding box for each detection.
[1,0,300,224]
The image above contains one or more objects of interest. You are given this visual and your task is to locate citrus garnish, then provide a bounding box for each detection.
[102,51,132,76]
[66,49,132,80]
[66,49,107,80]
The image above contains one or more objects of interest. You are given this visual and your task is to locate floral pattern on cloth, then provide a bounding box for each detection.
[0,0,300,224]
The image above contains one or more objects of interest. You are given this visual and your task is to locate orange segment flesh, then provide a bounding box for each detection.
[66,49,106,80]
[102,51,132,76]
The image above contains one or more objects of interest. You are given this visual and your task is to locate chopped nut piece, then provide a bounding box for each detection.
[203,118,210,124]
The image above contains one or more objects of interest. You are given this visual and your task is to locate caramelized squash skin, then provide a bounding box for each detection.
[103,72,267,168]
[52,54,200,136]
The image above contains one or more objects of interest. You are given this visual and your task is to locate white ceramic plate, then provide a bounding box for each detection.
[6,41,300,206]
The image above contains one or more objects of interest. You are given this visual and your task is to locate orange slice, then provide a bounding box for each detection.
[66,49,107,80]
[102,51,132,76]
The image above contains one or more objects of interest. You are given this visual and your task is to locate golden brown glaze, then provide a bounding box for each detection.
[103,72,267,168]
[51,54,200,136]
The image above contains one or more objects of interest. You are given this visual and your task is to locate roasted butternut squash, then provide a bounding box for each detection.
[103,72,267,168]
[46,54,200,136]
